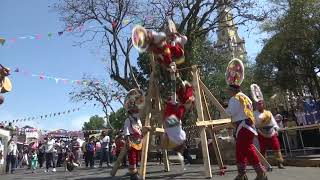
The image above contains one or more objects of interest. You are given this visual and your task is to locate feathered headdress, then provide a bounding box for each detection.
[225,58,244,88]
[124,89,145,114]
[250,84,264,102]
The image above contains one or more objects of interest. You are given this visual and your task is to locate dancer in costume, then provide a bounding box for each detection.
[131,21,187,68]
[132,20,187,102]
[162,79,194,170]
[225,59,267,180]
[131,19,192,172]
[0,64,12,106]
[251,84,284,169]
[123,89,145,180]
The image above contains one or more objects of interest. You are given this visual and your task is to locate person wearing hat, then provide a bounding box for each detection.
[254,100,284,169]
[123,89,147,180]
[225,59,267,180]
[226,85,267,180]
[123,110,143,180]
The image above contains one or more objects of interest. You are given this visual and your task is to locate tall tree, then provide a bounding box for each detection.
[108,107,127,130]
[69,76,125,128]
[55,0,143,90]
[55,0,269,90]
[82,115,105,130]
[256,0,320,99]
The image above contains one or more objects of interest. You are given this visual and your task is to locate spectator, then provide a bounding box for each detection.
[304,96,316,124]
[17,147,23,168]
[86,137,95,168]
[6,137,18,174]
[21,145,29,168]
[37,142,45,169]
[71,137,80,165]
[115,132,127,167]
[43,136,56,172]
[286,114,298,149]
[110,139,116,162]
[5,122,15,131]
[65,148,77,172]
[56,140,65,167]
[294,105,307,126]
[82,137,89,168]
[31,149,38,173]
[99,131,111,168]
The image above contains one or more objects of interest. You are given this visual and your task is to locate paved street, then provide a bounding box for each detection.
[1,163,320,180]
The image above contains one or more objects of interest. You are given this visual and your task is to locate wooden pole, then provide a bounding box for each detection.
[201,90,224,170]
[139,54,157,179]
[199,80,228,118]
[192,66,212,178]
[140,111,151,179]
[154,79,170,172]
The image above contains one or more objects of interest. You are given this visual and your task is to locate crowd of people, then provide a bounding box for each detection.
[1,130,131,174]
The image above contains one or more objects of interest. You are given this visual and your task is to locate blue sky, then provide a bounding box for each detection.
[0,0,265,131]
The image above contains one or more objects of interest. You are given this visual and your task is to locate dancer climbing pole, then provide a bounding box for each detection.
[224,59,268,180]
[251,84,285,169]
[132,19,193,171]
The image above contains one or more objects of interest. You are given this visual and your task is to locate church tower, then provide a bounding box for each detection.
[214,0,247,60]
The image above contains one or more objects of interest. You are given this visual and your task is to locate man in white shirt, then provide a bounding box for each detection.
[6,138,18,174]
[44,136,56,172]
[254,100,284,169]
[225,85,267,180]
[99,131,111,168]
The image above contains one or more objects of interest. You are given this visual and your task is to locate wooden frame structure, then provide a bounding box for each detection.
[111,55,273,179]
[138,55,232,179]
[111,55,234,179]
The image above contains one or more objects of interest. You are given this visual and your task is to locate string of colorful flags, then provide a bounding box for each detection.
[0,25,86,46]
[10,66,112,86]
[0,102,101,125]
[0,16,148,46]
[17,128,108,134]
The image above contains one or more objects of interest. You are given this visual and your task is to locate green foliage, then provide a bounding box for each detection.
[256,0,320,99]
[189,36,229,99]
[109,107,127,130]
[82,115,105,131]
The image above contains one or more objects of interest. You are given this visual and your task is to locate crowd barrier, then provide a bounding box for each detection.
[278,123,320,157]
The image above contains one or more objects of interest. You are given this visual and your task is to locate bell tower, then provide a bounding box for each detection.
[214,0,247,60]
